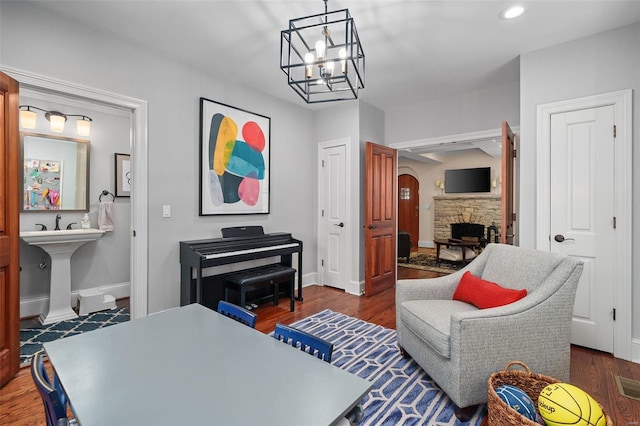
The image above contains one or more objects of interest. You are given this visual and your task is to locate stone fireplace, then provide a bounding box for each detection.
[433,194,501,242]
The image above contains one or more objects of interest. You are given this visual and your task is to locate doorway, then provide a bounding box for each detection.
[398,174,419,250]
[536,89,632,360]
[3,66,149,320]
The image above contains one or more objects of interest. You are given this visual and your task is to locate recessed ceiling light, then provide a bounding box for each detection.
[499,5,525,20]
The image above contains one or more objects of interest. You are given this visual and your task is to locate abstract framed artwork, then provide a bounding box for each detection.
[114,153,131,197]
[199,97,270,215]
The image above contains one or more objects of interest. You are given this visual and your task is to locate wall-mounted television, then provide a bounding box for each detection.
[444,167,491,193]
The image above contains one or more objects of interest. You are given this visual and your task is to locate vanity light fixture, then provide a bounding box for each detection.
[280,0,365,103]
[19,105,93,136]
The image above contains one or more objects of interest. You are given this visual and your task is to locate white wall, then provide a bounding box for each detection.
[385,74,520,144]
[399,151,501,246]
[519,23,640,339]
[1,1,316,313]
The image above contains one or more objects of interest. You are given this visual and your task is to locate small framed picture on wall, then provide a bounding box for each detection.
[115,153,131,197]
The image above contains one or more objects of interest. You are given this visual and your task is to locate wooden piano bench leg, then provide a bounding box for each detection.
[273,282,279,306]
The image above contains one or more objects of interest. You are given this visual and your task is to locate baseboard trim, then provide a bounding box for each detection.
[632,338,640,364]
[20,282,130,319]
[419,240,434,248]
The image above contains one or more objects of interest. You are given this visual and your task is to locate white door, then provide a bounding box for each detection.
[319,144,348,290]
[550,105,615,353]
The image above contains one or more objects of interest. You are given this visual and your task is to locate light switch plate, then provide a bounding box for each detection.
[162,205,171,218]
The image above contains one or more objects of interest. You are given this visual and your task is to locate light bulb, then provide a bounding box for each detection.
[304,52,314,79]
[20,109,37,129]
[325,61,335,77]
[315,40,326,61]
[48,114,66,133]
[339,48,347,73]
[77,117,91,136]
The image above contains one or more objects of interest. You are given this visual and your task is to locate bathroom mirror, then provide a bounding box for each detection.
[21,132,90,212]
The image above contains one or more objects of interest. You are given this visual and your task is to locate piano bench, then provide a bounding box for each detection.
[223,264,296,312]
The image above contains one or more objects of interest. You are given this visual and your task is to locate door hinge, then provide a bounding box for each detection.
[513,149,517,158]
[321,209,324,217]
[613,217,616,229]
[133,230,136,237]
[322,160,325,167]
[613,125,617,138]
[321,259,324,267]
[613,308,616,321]
[512,212,516,221]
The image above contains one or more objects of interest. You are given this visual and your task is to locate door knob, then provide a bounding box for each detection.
[334,222,345,228]
[554,234,575,243]
[368,224,376,229]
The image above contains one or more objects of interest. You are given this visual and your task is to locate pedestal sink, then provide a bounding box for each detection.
[20,229,106,325]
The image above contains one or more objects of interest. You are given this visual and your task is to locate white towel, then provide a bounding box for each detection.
[98,201,115,231]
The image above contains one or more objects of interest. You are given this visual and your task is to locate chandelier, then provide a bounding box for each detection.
[280,0,365,104]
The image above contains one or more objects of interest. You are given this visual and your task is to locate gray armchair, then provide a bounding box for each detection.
[396,243,583,415]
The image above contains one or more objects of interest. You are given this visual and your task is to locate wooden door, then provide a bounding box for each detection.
[398,174,418,249]
[0,72,20,387]
[501,121,515,244]
[550,106,615,353]
[365,142,396,296]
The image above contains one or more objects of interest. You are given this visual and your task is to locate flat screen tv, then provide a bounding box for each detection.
[444,167,491,193]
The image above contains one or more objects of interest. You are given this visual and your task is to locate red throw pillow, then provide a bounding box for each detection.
[452,271,527,309]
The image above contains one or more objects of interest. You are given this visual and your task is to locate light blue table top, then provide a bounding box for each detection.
[44,303,371,426]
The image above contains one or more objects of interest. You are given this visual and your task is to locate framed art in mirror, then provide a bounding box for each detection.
[114,153,131,197]
[199,97,270,215]
[21,132,90,212]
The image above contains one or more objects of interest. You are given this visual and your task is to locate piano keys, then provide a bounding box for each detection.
[179,227,303,308]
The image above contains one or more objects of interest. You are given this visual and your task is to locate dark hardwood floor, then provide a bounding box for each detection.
[1,262,639,425]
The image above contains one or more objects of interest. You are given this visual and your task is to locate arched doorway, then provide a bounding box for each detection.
[398,174,419,250]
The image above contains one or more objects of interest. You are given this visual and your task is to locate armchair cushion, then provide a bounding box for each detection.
[453,271,527,309]
[400,300,477,358]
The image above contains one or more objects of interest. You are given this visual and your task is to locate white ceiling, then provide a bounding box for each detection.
[25,0,640,114]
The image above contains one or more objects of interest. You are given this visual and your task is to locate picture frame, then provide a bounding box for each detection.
[199,97,271,215]
[114,153,131,197]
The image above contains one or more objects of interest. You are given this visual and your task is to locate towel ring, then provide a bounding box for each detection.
[99,190,115,202]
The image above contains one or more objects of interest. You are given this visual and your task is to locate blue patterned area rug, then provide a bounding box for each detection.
[20,307,129,367]
[290,310,486,425]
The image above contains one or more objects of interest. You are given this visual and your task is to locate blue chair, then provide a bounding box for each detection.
[273,323,333,363]
[30,351,75,426]
[217,300,257,328]
[273,324,363,423]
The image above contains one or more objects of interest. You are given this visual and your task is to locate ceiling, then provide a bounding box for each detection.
[24,0,640,114]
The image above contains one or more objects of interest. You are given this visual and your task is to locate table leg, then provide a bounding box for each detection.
[435,243,441,266]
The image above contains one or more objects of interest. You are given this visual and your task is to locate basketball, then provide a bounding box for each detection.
[495,385,537,421]
[538,383,606,426]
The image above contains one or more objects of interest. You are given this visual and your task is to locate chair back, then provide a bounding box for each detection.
[30,351,69,426]
[217,300,257,328]
[273,323,333,363]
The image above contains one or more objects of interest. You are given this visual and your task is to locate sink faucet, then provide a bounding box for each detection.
[55,214,61,231]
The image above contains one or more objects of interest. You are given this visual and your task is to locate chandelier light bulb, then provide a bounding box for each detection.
[315,39,326,61]
[339,47,347,73]
[325,61,335,77]
[304,52,315,78]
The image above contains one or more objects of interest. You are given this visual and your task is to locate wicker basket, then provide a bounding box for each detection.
[486,361,613,426]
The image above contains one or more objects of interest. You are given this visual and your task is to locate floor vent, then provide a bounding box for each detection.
[615,375,640,400]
